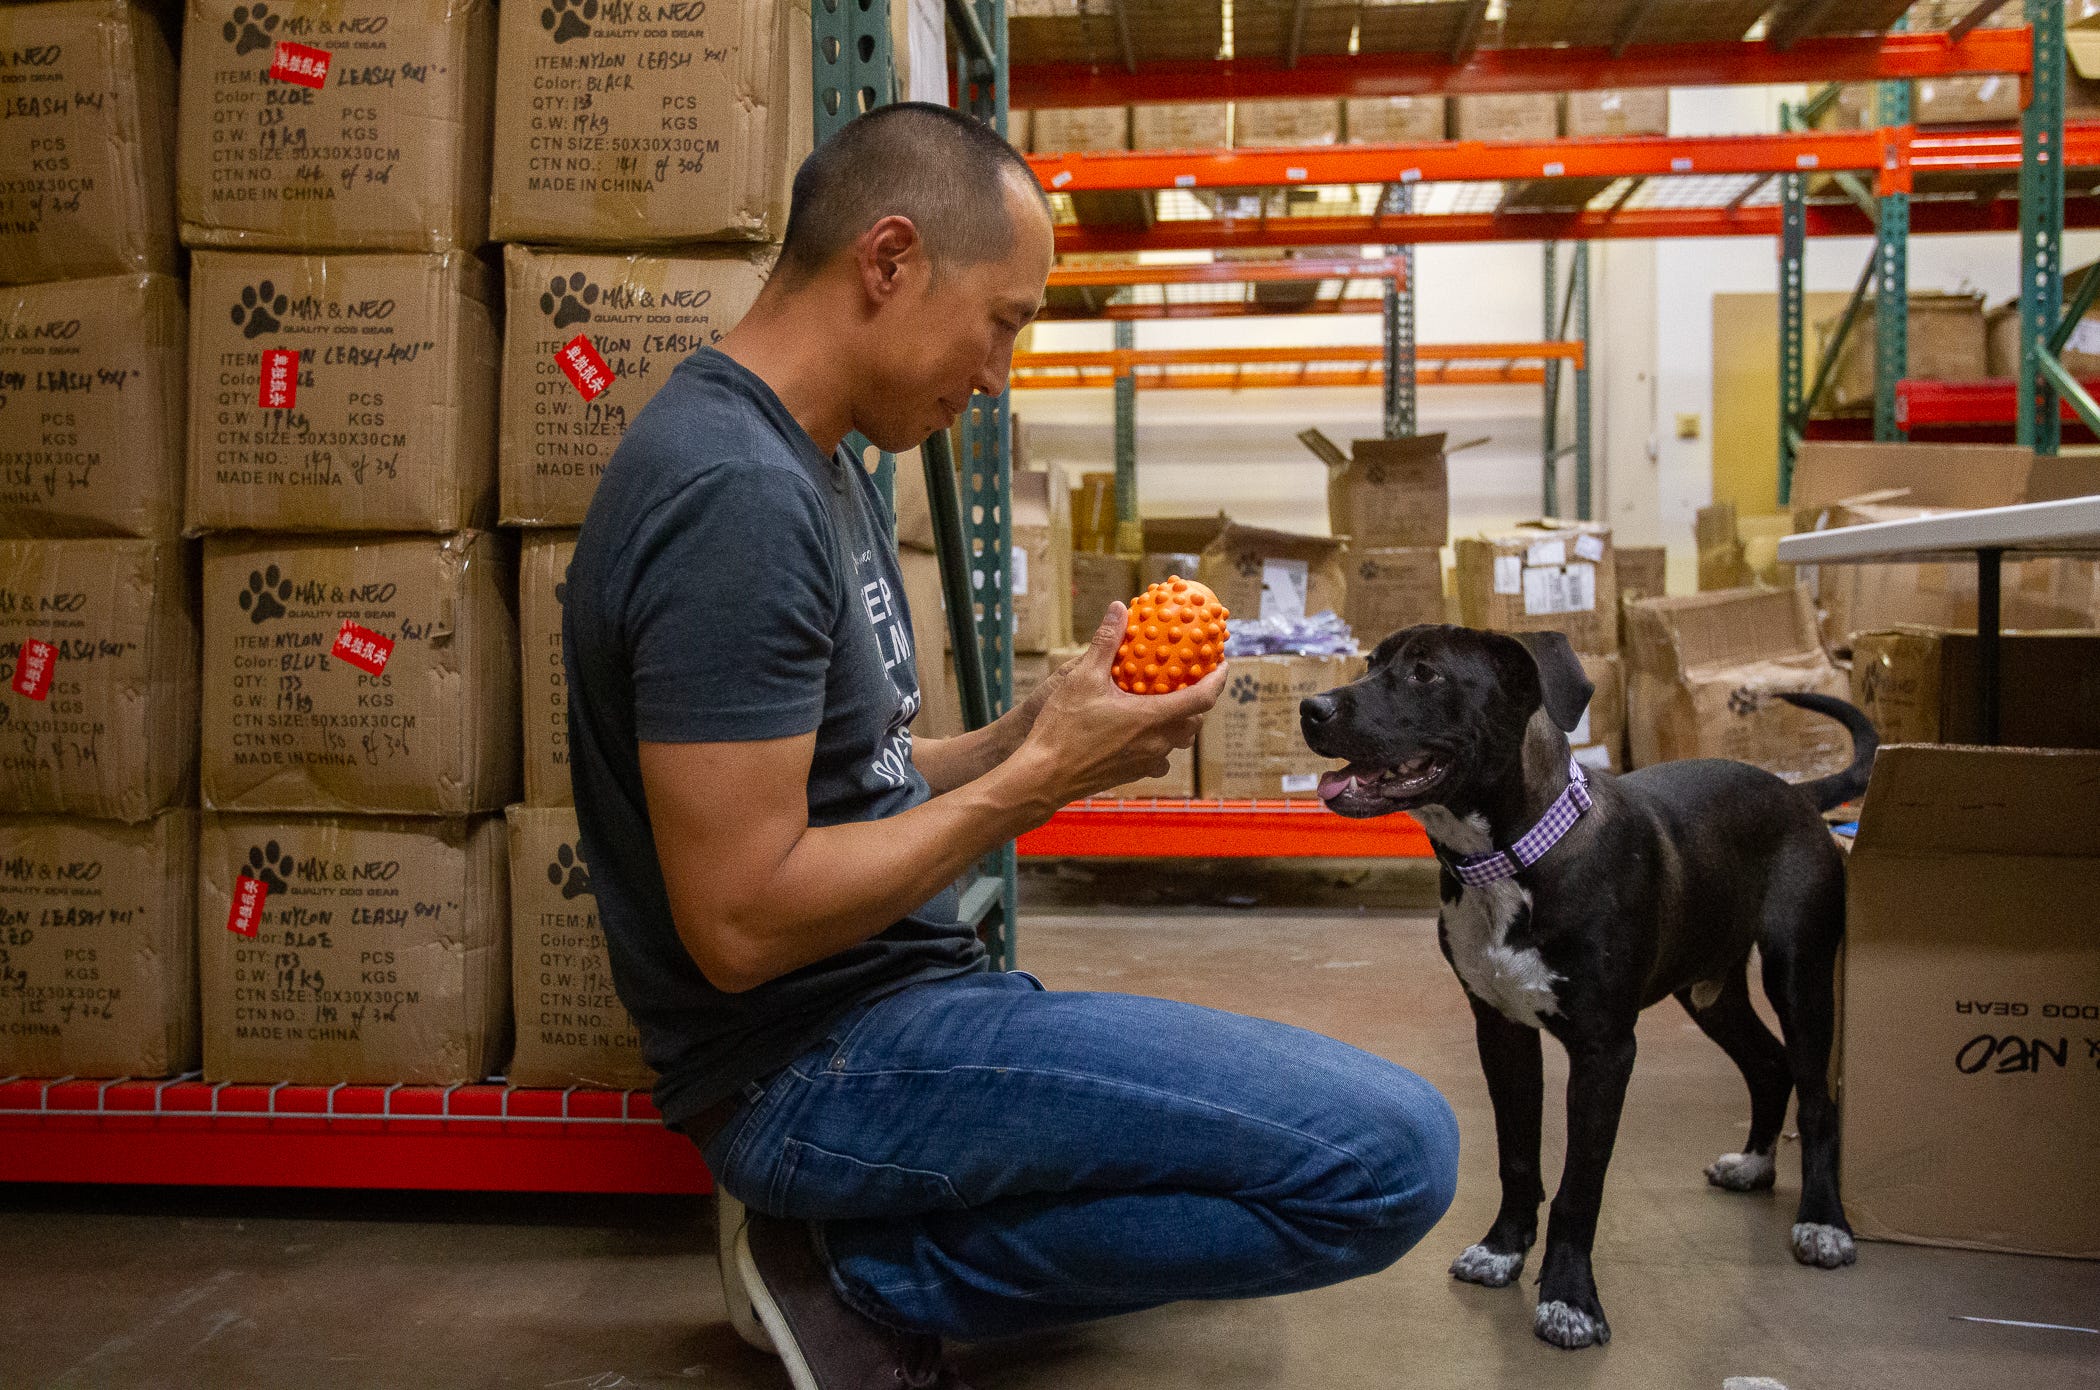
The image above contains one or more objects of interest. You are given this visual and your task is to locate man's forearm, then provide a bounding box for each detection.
[910,707,1029,794]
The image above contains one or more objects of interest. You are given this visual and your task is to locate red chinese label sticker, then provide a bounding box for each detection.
[259,348,298,409]
[11,639,54,700]
[227,874,268,937]
[331,620,394,676]
[556,334,615,401]
[269,41,331,89]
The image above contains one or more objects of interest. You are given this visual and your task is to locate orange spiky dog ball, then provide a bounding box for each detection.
[1114,576,1230,694]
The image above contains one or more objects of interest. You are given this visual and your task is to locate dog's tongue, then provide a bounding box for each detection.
[1317,768,1361,802]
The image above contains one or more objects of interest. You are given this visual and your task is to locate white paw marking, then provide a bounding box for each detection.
[1707,1149,1776,1192]
[1534,1299,1610,1349]
[1791,1222,1857,1269]
[1449,1243,1525,1287]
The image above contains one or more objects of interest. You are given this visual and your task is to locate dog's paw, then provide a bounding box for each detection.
[1706,1149,1777,1192]
[1449,1244,1526,1287]
[1790,1222,1857,1269]
[1534,1299,1611,1350]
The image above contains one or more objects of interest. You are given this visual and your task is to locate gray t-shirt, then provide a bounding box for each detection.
[563,348,984,1127]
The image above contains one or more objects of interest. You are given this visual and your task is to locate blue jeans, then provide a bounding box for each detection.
[700,970,1460,1342]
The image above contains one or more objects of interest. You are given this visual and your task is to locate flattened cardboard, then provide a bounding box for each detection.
[1842,746,2100,1260]
[198,812,509,1085]
[1624,586,1851,781]
[186,251,498,533]
[0,273,186,537]
[1198,653,1365,800]
[201,532,520,814]
[1455,520,1619,655]
[0,1,179,284]
[0,539,198,821]
[504,804,650,1090]
[177,0,496,251]
[489,0,812,245]
[0,810,197,1079]
[520,531,575,808]
[499,245,772,528]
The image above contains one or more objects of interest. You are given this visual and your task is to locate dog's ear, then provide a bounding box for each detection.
[1488,630,1593,733]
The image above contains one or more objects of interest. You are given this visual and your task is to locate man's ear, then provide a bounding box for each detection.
[1487,630,1593,734]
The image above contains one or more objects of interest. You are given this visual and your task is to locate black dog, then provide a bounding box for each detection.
[1300,624,1875,1350]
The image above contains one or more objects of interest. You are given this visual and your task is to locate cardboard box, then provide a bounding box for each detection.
[1453,93,1560,143]
[1234,99,1342,147]
[1695,502,1752,592]
[0,1,178,284]
[197,812,509,1085]
[1852,628,2100,749]
[1070,551,1137,644]
[504,804,650,1090]
[1344,546,1443,648]
[1624,586,1851,781]
[1813,293,1987,414]
[177,0,495,252]
[1198,653,1366,799]
[1308,430,1448,549]
[1617,546,1668,605]
[1139,516,1228,593]
[1841,745,2100,1260]
[897,545,962,739]
[1104,742,1196,800]
[1572,651,1625,774]
[1070,471,1117,555]
[186,251,498,534]
[489,0,811,245]
[1028,105,1129,152]
[201,532,520,815]
[0,539,198,822]
[1344,96,1445,144]
[498,245,773,528]
[1010,467,1072,654]
[1131,103,1230,151]
[1914,73,2021,125]
[520,532,576,808]
[1563,89,1669,138]
[1988,260,2100,378]
[0,810,197,1079]
[1198,524,1347,626]
[0,273,186,538]
[1455,521,1620,655]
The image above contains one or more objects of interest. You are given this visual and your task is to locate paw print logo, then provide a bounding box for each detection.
[245,841,294,893]
[223,3,278,54]
[1366,461,1389,486]
[239,566,293,624]
[1726,686,1766,718]
[1235,550,1262,580]
[1228,673,1259,705]
[541,0,597,43]
[548,844,592,900]
[540,274,599,328]
[231,282,287,339]
[1358,560,1382,582]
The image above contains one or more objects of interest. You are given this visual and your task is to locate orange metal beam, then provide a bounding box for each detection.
[1016,342,1583,370]
[1016,802,1434,858]
[1046,255,1405,287]
[1011,366,1549,390]
[1039,297,1394,321]
[1010,28,2033,106]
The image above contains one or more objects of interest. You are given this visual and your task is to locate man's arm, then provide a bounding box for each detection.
[642,608,1216,993]
[908,637,1086,795]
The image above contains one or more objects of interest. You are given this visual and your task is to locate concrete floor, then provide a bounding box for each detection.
[4,908,2097,1390]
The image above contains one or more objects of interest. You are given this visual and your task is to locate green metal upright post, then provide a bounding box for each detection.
[1542,241,1560,515]
[1778,103,1807,506]
[1874,53,1910,442]
[1113,319,1137,542]
[2021,0,2067,456]
[1573,242,1592,521]
[1383,183,1416,439]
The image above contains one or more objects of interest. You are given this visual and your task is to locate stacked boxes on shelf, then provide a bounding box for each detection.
[0,1,200,1084]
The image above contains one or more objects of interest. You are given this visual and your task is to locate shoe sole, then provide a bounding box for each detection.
[735,1225,822,1390]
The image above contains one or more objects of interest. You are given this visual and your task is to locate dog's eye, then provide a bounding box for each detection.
[1408,661,1439,685]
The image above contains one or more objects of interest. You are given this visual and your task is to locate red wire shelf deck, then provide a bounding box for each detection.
[1017,799,1434,859]
[0,1075,711,1194]
[1896,376,2100,428]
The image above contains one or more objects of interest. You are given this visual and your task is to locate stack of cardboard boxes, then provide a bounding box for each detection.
[0,1,201,1085]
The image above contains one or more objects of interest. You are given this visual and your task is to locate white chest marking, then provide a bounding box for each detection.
[1418,807,1564,1028]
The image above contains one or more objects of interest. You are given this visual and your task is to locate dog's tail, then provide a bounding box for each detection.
[1774,691,1880,811]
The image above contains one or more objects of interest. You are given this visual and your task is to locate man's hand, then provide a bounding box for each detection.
[1014,603,1225,804]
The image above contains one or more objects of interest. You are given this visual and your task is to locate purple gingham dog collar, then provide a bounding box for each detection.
[1448,757,1593,886]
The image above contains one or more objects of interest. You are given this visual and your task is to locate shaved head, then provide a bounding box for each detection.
[776,101,1050,284]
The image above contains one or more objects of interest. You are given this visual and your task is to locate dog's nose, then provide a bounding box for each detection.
[1301,694,1339,726]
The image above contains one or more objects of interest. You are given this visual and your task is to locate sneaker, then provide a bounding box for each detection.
[735,1211,974,1390]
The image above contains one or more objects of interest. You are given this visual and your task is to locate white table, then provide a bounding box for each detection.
[1776,496,2100,742]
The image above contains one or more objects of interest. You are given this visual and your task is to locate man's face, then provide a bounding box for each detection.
[853,171,1053,453]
